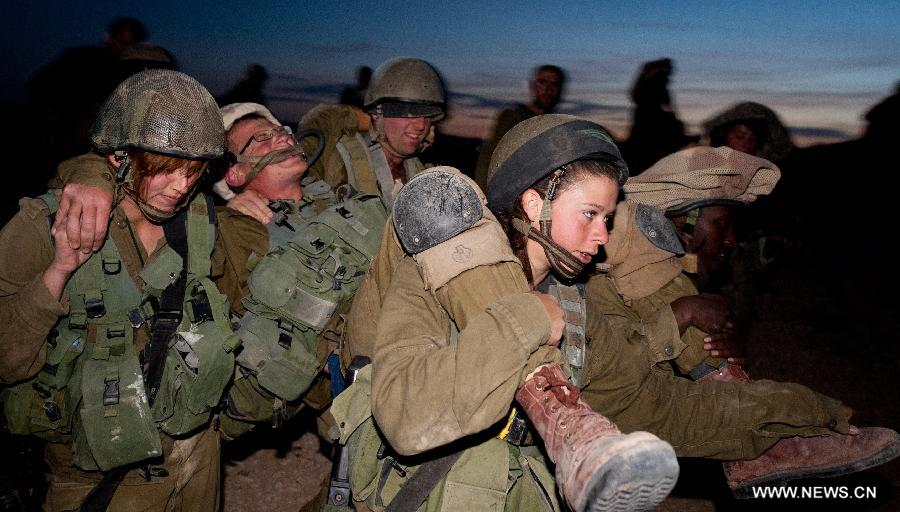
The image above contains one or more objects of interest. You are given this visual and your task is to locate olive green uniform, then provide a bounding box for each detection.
[0,161,266,510]
[368,216,850,464]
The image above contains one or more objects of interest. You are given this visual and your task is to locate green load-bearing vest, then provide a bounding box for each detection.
[233,191,388,408]
[2,193,238,472]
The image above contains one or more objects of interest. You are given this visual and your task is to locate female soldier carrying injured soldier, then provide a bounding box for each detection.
[333,114,900,510]
[332,117,680,512]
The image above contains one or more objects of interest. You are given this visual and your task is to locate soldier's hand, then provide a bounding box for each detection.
[703,331,747,364]
[227,189,273,224]
[43,223,93,299]
[533,292,564,347]
[671,293,732,334]
[54,184,113,254]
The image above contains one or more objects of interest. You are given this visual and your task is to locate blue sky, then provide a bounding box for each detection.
[4,1,899,142]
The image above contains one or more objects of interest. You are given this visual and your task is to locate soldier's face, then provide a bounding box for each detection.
[141,167,201,214]
[531,70,563,111]
[381,116,432,157]
[725,123,758,155]
[687,205,736,272]
[547,174,619,265]
[227,117,307,190]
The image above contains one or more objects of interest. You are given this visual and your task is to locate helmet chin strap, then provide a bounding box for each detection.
[233,145,305,187]
[512,167,586,281]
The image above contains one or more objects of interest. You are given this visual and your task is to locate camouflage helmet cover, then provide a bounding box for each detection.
[486,114,628,214]
[91,69,225,159]
[364,57,445,120]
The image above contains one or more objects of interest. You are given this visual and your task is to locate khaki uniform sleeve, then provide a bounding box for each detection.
[49,153,116,193]
[585,272,711,369]
[581,288,849,460]
[298,104,361,189]
[371,257,551,456]
[0,199,67,384]
[211,207,269,317]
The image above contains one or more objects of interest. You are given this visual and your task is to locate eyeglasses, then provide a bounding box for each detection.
[239,125,293,155]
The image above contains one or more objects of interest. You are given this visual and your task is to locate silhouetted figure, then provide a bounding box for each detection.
[219,64,269,106]
[624,58,695,175]
[27,17,150,166]
[474,64,566,188]
[863,81,899,148]
[339,65,373,107]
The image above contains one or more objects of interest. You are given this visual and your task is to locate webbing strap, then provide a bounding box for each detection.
[79,466,126,512]
[384,451,464,512]
[145,210,187,406]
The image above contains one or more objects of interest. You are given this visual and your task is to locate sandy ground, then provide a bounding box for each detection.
[221,236,900,512]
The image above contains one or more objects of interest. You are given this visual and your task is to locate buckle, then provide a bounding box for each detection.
[84,297,106,319]
[101,258,121,275]
[102,378,120,405]
[153,309,182,329]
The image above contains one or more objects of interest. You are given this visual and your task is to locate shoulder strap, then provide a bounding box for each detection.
[383,451,464,512]
[547,277,588,386]
[336,133,379,196]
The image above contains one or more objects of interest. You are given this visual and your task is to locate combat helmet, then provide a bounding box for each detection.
[92,69,224,160]
[91,69,225,220]
[364,58,445,120]
[487,114,628,279]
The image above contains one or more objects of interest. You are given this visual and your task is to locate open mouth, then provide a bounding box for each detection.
[574,251,595,264]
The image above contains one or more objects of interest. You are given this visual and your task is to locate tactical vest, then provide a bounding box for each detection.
[2,193,238,472]
[230,190,388,419]
[264,177,338,251]
[335,132,424,208]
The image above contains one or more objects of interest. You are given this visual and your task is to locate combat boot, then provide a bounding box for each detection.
[724,427,900,498]
[514,364,679,512]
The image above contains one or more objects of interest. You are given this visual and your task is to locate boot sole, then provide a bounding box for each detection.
[731,436,900,499]
[581,432,679,512]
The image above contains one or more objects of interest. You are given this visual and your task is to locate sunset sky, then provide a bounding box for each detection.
[5,0,899,145]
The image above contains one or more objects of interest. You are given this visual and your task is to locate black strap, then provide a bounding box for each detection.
[144,208,189,407]
[79,467,126,512]
[384,451,463,512]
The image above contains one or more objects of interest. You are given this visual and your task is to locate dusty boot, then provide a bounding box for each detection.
[695,362,750,383]
[724,427,900,498]
[515,364,679,512]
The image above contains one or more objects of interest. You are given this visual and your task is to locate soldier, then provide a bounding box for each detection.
[350,114,900,503]
[299,57,444,207]
[597,146,782,382]
[333,119,681,511]
[0,70,264,510]
[209,102,388,435]
[474,64,566,190]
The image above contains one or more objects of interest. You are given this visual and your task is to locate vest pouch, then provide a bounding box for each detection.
[246,195,386,333]
[154,320,233,436]
[247,239,339,332]
[2,329,86,441]
[434,439,510,512]
[36,327,86,390]
[2,383,70,442]
[76,323,162,471]
[235,312,321,401]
